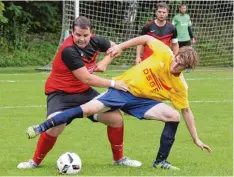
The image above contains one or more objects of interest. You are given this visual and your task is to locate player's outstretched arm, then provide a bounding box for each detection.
[107,35,154,58]
[72,67,129,92]
[181,107,212,153]
[135,45,144,65]
[94,41,117,72]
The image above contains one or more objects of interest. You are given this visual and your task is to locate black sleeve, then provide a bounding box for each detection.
[188,26,194,38]
[141,24,148,35]
[96,36,111,52]
[61,47,84,71]
[172,27,178,39]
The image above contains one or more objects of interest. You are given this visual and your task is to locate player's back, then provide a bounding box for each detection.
[116,39,172,99]
[115,39,188,108]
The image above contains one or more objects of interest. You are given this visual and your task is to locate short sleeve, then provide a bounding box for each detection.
[61,47,84,71]
[172,27,178,43]
[171,75,189,109]
[96,36,111,52]
[141,24,148,35]
[171,91,189,109]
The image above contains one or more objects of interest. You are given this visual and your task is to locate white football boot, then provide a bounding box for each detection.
[17,159,38,169]
[114,157,142,167]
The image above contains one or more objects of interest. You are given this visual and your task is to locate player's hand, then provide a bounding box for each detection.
[192,37,196,45]
[135,57,141,65]
[110,41,116,47]
[107,45,122,58]
[114,80,129,92]
[94,62,108,72]
[194,139,212,153]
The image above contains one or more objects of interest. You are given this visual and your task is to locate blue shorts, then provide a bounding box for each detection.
[97,88,161,119]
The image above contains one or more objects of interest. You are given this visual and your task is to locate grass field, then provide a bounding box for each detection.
[0,67,233,176]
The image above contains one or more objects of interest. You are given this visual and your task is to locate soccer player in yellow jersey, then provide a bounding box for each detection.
[26,35,212,170]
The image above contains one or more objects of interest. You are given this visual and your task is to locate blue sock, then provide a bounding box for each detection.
[155,122,179,162]
[39,106,83,132]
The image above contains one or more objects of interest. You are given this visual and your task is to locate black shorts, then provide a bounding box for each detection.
[178,40,191,48]
[46,88,99,123]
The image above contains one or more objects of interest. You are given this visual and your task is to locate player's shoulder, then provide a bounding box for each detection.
[90,34,98,42]
[143,20,154,27]
[173,13,180,18]
[186,14,191,19]
[166,21,174,26]
[62,46,78,57]
[61,35,73,48]
[165,21,176,29]
[91,34,108,43]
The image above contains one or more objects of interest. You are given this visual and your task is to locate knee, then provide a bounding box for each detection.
[83,107,96,117]
[97,112,123,127]
[46,124,66,137]
[171,111,180,122]
[108,116,123,127]
[81,105,96,117]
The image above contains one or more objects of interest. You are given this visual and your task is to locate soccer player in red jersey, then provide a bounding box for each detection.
[17,16,141,169]
[136,2,179,64]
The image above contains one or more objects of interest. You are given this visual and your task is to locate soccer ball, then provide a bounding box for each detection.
[57,152,82,174]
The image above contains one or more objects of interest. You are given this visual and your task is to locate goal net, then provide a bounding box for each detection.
[37,0,233,70]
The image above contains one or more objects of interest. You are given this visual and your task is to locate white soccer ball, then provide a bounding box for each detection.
[57,152,82,174]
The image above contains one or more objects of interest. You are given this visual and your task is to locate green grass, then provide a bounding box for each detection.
[0,67,233,176]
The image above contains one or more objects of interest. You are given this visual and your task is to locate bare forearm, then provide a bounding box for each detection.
[136,45,143,58]
[83,74,112,88]
[119,35,151,50]
[172,43,179,55]
[73,68,113,88]
[182,108,199,142]
[98,55,114,66]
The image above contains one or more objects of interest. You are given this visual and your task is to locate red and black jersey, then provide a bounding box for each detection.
[45,35,110,94]
[141,20,177,60]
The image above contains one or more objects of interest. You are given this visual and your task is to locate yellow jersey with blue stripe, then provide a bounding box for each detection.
[114,39,189,109]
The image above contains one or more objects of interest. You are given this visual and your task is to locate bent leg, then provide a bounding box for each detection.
[144,103,180,122]
[18,112,66,168]
[144,104,180,165]
[41,100,107,132]
[26,100,108,140]
[33,112,66,165]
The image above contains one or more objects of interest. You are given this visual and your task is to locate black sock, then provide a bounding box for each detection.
[155,121,179,162]
[39,106,83,132]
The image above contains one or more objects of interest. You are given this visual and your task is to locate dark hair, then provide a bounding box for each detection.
[156,2,169,11]
[72,16,91,31]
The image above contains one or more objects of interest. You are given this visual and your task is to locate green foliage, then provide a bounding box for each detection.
[0,2,61,66]
[2,3,32,50]
[23,2,62,33]
[0,1,8,23]
[0,2,61,51]
[0,33,59,67]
